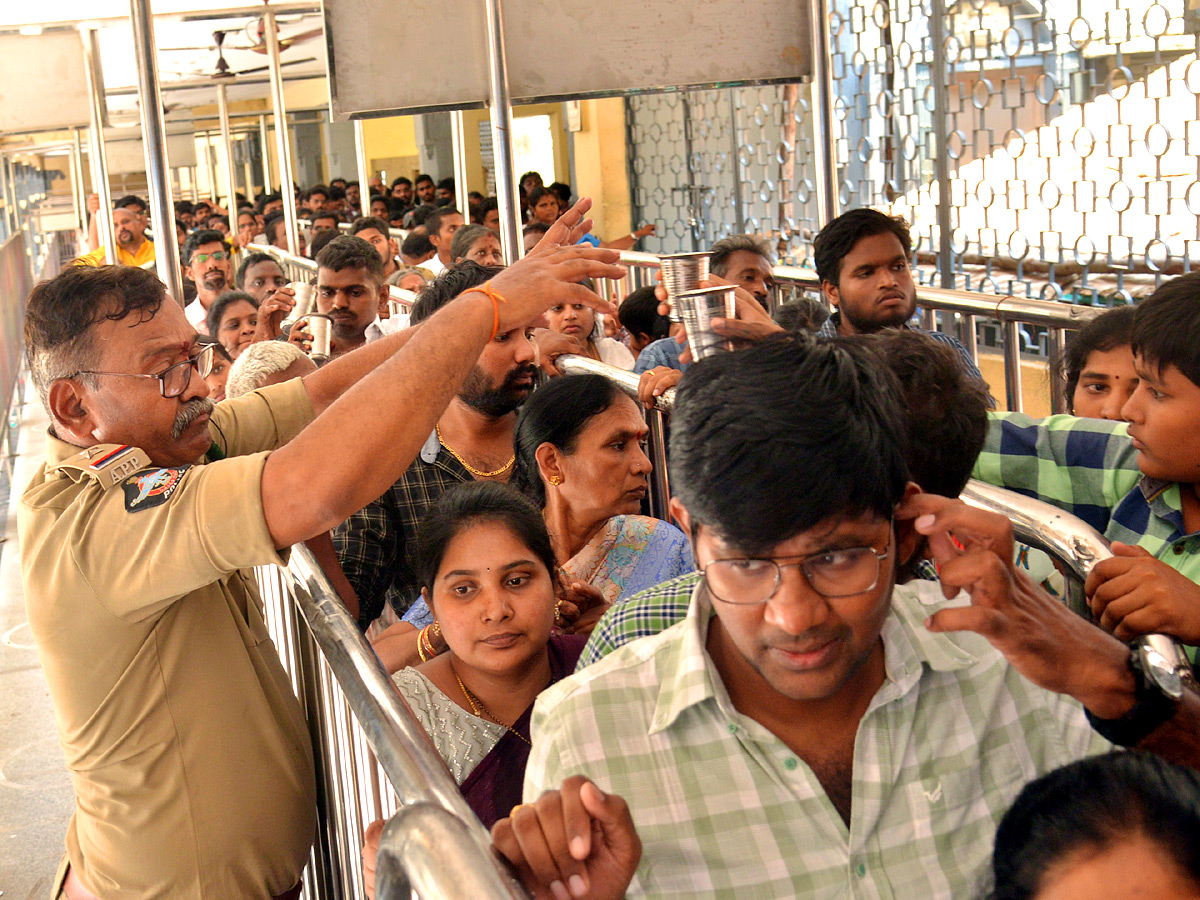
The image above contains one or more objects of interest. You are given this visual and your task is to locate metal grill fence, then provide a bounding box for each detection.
[627,0,1200,313]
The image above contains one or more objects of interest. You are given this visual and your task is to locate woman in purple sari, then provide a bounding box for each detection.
[390,481,585,828]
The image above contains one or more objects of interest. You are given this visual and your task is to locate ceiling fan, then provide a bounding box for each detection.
[246,17,324,54]
[163,30,315,80]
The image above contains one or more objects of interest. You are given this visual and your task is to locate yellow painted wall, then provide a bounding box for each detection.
[461,103,572,199]
[361,116,419,184]
[571,98,632,241]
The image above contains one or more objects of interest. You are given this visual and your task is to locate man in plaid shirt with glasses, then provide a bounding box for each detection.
[490,334,1200,900]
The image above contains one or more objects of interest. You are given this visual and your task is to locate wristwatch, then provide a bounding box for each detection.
[1085,634,1197,746]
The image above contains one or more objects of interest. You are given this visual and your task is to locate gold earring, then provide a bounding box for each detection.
[548,475,563,486]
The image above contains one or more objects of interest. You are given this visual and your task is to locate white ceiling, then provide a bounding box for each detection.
[6,3,328,129]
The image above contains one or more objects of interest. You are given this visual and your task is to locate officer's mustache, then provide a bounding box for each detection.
[172,398,215,439]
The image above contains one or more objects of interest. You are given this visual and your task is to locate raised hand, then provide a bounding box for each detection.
[254,286,296,343]
[491,777,640,900]
[1087,542,1200,644]
[897,492,1135,719]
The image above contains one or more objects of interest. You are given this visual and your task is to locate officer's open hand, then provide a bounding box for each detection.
[492,777,640,900]
[898,493,1135,719]
[1087,542,1200,644]
[483,243,624,337]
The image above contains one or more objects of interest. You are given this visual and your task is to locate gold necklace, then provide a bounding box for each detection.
[453,670,532,746]
[435,424,515,478]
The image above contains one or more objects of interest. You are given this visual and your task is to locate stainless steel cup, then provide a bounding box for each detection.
[305,313,333,362]
[674,285,737,360]
[282,281,314,328]
[659,252,711,321]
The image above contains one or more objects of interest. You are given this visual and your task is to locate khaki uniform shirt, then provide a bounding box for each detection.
[20,379,317,898]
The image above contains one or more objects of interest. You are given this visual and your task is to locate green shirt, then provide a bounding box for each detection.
[531,579,1109,900]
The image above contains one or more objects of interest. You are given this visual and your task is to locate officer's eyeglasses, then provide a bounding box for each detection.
[702,527,893,604]
[192,251,229,263]
[71,343,215,399]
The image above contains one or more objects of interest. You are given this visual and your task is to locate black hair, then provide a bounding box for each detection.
[308,184,329,199]
[710,234,771,277]
[437,177,455,192]
[990,751,1200,900]
[26,266,167,412]
[414,173,434,187]
[310,210,339,225]
[548,182,571,204]
[450,224,498,262]
[511,374,629,508]
[181,229,231,266]
[256,192,282,214]
[206,214,230,230]
[426,206,462,237]
[331,177,348,188]
[414,481,557,598]
[391,176,413,189]
[308,228,341,260]
[349,216,391,238]
[175,200,195,215]
[473,196,500,225]
[519,171,543,188]
[401,230,435,260]
[522,221,551,237]
[315,234,384,283]
[410,261,501,324]
[114,194,147,213]
[1130,271,1200,388]
[670,333,909,553]
[813,208,912,287]
[618,285,671,340]
[837,331,988,498]
[328,185,347,202]
[527,185,557,210]
[1060,305,1137,410]
[205,290,259,341]
[371,196,394,215]
[235,251,282,289]
[407,204,437,228]
[264,212,288,245]
[773,297,830,333]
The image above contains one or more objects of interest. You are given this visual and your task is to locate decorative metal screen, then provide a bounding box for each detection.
[627,0,1200,305]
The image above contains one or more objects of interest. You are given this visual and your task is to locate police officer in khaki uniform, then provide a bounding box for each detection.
[20,201,622,899]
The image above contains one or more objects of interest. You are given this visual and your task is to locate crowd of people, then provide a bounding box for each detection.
[29,188,1200,900]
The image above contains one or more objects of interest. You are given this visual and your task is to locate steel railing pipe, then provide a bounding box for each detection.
[259,114,273,196]
[483,0,521,260]
[217,82,239,213]
[83,29,117,265]
[264,8,301,256]
[283,545,526,900]
[129,0,185,305]
[353,119,371,219]
[71,129,87,235]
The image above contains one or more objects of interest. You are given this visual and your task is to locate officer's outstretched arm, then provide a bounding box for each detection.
[260,200,624,550]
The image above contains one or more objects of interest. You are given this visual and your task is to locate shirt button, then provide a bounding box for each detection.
[855,862,867,877]
[784,757,798,771]
[727,723,738,734]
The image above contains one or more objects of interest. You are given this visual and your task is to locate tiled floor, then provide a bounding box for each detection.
[0,394,73,900]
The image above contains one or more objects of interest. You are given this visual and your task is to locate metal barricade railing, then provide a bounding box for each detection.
[604,251,1102,414]
[256,545,527,900]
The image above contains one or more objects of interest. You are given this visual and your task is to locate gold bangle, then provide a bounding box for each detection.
[416,626,430,663]
[474,280,508,340]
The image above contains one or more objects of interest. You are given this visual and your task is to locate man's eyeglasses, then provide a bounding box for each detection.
[192,251,230,263]
[71,343,215,399]
[703,530,893,604]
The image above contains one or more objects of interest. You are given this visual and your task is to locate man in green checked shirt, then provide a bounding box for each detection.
[973,273,1200,656]
[487,335,1200,900]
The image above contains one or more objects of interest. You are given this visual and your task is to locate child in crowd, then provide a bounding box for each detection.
[975,273,1200,655]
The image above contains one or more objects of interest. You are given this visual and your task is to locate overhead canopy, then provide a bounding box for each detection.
[325,0,812,119]
[0,32,90,131]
